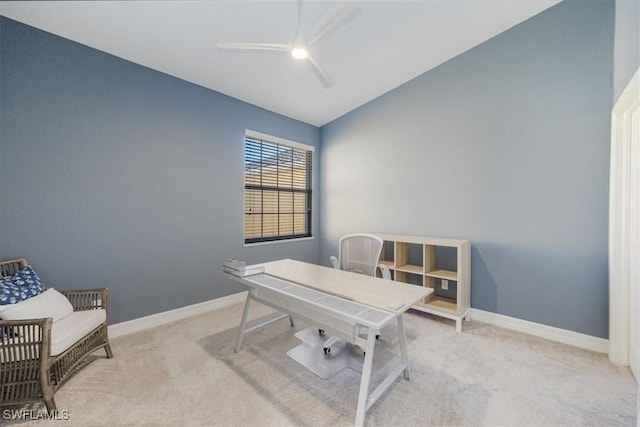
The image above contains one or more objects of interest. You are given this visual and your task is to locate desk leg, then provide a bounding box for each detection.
[235,291,252,353]
[397,314,410,380]
[355,327,377,427]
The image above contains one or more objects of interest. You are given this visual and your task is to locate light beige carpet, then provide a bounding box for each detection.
[4,302,637,426]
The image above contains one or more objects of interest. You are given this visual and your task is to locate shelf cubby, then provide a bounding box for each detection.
[394,242,423,273]
[395,271,423,286]
[380,240,395,267]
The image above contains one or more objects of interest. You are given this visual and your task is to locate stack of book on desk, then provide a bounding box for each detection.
[223,259,264,277]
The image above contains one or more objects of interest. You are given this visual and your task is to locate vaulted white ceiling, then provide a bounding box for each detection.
[0,1,560,126]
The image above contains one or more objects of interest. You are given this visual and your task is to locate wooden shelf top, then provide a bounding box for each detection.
[416,297,458,315]
[378,259,394,268]
[425,269,457,280]
[376,233,469,247]
[396,264,423,274]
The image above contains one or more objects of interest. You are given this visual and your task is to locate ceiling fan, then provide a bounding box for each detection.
[216,1,362,89]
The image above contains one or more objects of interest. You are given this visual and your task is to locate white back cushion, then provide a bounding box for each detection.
[0,288,73,322]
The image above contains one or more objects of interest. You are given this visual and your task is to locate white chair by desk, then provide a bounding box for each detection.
[322,233,391,354]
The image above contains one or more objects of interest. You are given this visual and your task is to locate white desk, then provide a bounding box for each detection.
[225,259,431,427]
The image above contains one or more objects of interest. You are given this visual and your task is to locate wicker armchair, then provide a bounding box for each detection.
[0,258,113,411]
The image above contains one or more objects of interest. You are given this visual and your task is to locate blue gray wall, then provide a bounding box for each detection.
[0,17,321,323]
[614,0,639,102]
[319,0,614,338]
[0,0,626,338]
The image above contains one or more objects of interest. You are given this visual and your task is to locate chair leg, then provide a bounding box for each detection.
[44,396,57,413]
[105,343,114,359]
[322,335,341,354]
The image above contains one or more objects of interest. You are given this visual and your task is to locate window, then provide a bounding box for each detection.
[244,131,313,244]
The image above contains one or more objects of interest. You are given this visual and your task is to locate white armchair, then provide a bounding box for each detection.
[0,258,112,412]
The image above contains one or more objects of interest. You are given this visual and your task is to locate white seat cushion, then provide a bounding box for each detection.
[0,310,106,361]
[50,309,106,356]
[0,288,73,322]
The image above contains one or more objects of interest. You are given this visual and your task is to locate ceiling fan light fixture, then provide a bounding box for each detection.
[217,1,362,88]
[291,47,308,60]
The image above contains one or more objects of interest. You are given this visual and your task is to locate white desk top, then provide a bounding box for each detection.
[242,273,396,329]
[255,259,431,315]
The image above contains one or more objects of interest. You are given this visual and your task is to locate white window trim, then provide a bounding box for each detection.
[245,130,315,153]
[244,236,315,248]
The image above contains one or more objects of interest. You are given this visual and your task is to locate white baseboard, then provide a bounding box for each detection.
[107,294,609,356]
[470,308,609,355]
[108,291,247,338]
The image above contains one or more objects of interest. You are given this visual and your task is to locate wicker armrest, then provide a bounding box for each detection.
[0,317,52,363]
[57,288,109,311]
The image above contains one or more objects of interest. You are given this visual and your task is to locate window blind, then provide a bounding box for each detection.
[244,133,312,244]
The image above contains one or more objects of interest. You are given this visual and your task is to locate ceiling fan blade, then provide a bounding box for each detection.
[306,2,362,47]
[216,43,291,53]
[308,55,333,89]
